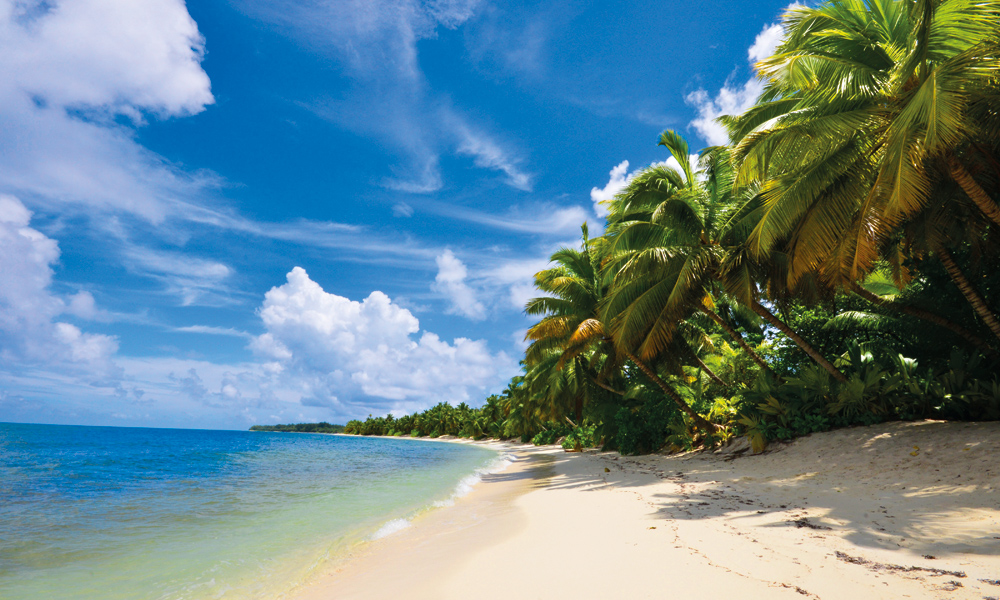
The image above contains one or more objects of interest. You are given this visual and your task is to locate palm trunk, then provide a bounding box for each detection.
[692,354,726,386]
[850,282,999,360]
[624,350,718,433]
[590,376,626,396]
[949,156,1000,228]
[750,300,848,382]
[702,308,777,378]
[937,247,1000,343]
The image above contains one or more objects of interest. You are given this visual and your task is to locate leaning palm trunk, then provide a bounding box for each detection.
[692,354,726,386]
[850,282,999,360]
[623,350,718,433]
[702,308,777,378]
[948,156,1000,228]
[749,301,848,382]
[590,376,625,396]
[936,247,1000,343]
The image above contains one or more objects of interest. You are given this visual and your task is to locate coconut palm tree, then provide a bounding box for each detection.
[602,133,846,383]
[522,226,619,426]
[728,0,1000,309]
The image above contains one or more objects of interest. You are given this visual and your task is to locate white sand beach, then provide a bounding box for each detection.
[294,421,1000,600]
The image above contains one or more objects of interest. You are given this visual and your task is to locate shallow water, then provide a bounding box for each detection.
[0,423,498,600]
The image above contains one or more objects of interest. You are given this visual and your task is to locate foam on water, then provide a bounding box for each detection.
[370,448,517,541]
[455,450,516,498]
[370,517,412,539]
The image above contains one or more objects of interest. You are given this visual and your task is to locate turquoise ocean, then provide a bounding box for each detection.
[0,423,502,600]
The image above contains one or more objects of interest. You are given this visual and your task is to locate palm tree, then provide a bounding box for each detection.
[602,133,846,383]
[523,225,624,425]
[727,0,1000,334]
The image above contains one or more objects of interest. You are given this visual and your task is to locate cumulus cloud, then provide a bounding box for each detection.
[0,0,215,221]
[685,11,791,146]
[251,267,509,411]
[591,161,631,217]
[1,0,212,116]
[432,250,487,320]
[0,195,119,380]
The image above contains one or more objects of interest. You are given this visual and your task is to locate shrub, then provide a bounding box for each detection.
[562,425,598,451]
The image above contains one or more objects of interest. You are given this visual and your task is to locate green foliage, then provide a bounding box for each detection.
[612,397,679,455]
[562,424,599,450]
[731,343,1000,451]
[530,423,573,446]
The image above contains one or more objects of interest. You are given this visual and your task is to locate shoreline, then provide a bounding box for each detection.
[289,442,550,600]
[291,420,1000,599]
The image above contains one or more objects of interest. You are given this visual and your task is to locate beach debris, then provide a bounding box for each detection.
[776,582,815,597]
[981,578,1000,586]
[604,467,610,472]
[790,518,832,530]
[937,580,963,591]
[834,551,966,578]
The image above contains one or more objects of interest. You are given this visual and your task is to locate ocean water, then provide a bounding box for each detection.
[0,423,502,600]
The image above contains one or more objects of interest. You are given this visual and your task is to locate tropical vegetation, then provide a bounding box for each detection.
[249,422,346,433]
[346,0,1000,454]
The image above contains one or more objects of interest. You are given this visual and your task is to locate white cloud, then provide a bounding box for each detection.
[251,267,510,410]
[392,202,415,217]
[591,160,630,217]
[452,119,532,191]
[64,291,111,321]
[591,156,700,216]
[657,155,701,178]
[0,195,119,381]
[123,245,237,306]
[483,255,554,310]
[1,0,212,117]
[748,22,785,64]
[0,0,215,222]
[685,11,792,146]
[686,81,763,146]
[432,250,487,320]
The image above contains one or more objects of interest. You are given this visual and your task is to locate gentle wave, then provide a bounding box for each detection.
[371,448,515,538]
[370,518,412,539]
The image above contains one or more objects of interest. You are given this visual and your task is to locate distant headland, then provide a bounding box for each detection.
[249,422,345,434]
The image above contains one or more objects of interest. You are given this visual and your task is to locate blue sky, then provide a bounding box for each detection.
[0,0,791,429]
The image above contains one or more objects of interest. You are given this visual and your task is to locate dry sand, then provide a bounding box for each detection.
[292,421,1000,600]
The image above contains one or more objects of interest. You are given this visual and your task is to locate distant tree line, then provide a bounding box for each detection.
[249,422,345,434]
[343,400,599,451]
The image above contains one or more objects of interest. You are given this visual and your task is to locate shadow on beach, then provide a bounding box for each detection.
[516,420,1000,557]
